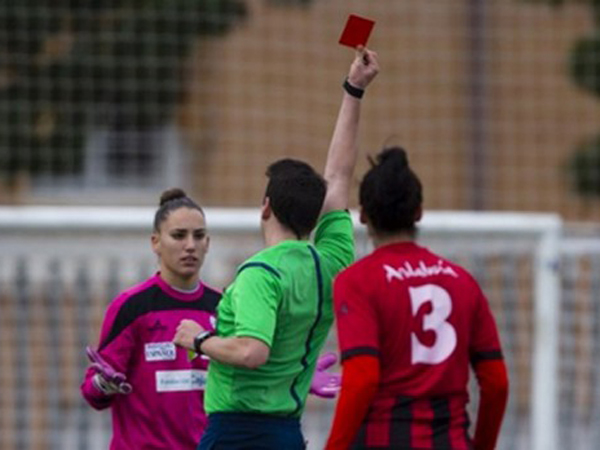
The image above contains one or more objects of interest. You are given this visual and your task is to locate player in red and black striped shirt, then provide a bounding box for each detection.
[326,147,509,450]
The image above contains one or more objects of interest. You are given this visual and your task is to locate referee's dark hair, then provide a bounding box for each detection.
[153,188,205,232]
[359,147,423,236]
[264,159,327,239]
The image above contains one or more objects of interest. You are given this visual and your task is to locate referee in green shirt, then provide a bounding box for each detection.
[174,46,379,449]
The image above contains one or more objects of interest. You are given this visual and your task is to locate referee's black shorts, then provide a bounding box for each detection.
[198,412,305,450]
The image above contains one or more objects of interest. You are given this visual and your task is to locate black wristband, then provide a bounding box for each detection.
[193,330,215,355]
[343,78,365,99]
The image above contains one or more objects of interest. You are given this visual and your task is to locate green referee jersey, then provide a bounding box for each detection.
[205,210,355,417]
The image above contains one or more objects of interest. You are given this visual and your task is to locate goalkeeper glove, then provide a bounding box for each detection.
[310,352,341,399]
[86,346,133,395]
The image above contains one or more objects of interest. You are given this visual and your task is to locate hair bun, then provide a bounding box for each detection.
[159,188,187,206]
[377,147,409,170]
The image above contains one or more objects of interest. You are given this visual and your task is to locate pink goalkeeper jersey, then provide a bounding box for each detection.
[81,273,220,450]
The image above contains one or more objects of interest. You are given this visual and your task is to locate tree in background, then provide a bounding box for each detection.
[526,0,600,196]
[0,0,247,184]
[568,0,600,195]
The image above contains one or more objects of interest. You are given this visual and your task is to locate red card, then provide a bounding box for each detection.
[339,14,375,48]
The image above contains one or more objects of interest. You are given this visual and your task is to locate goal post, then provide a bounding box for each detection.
[0,207,562,450]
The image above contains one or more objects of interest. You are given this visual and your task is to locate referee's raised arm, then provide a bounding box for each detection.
[321,46,379,215]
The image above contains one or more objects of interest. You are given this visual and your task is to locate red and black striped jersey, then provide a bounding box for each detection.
[334,242,503,449]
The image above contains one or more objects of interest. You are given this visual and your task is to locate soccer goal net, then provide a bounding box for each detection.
[0,207,570,450]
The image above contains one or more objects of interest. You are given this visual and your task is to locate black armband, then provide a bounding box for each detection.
[343,78,365,99]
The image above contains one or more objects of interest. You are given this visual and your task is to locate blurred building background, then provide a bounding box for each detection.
[1,0,600,222]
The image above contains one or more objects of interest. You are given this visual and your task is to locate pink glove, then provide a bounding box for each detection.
[310,352,341,399]
[86,346,133,395]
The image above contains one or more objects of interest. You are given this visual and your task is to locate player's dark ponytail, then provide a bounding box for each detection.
[154,188,204,232]
[159,188,187,206]
[359,146,423,236]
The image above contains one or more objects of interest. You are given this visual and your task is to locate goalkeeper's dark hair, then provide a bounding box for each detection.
[359,147,423,236]
[153,188,205,232]
[265,158,326,239]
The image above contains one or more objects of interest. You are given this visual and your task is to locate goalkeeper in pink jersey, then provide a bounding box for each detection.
[80,188,340,450]
[81,188,217,450]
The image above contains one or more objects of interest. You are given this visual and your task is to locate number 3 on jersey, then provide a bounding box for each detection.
[409,284,457,365]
